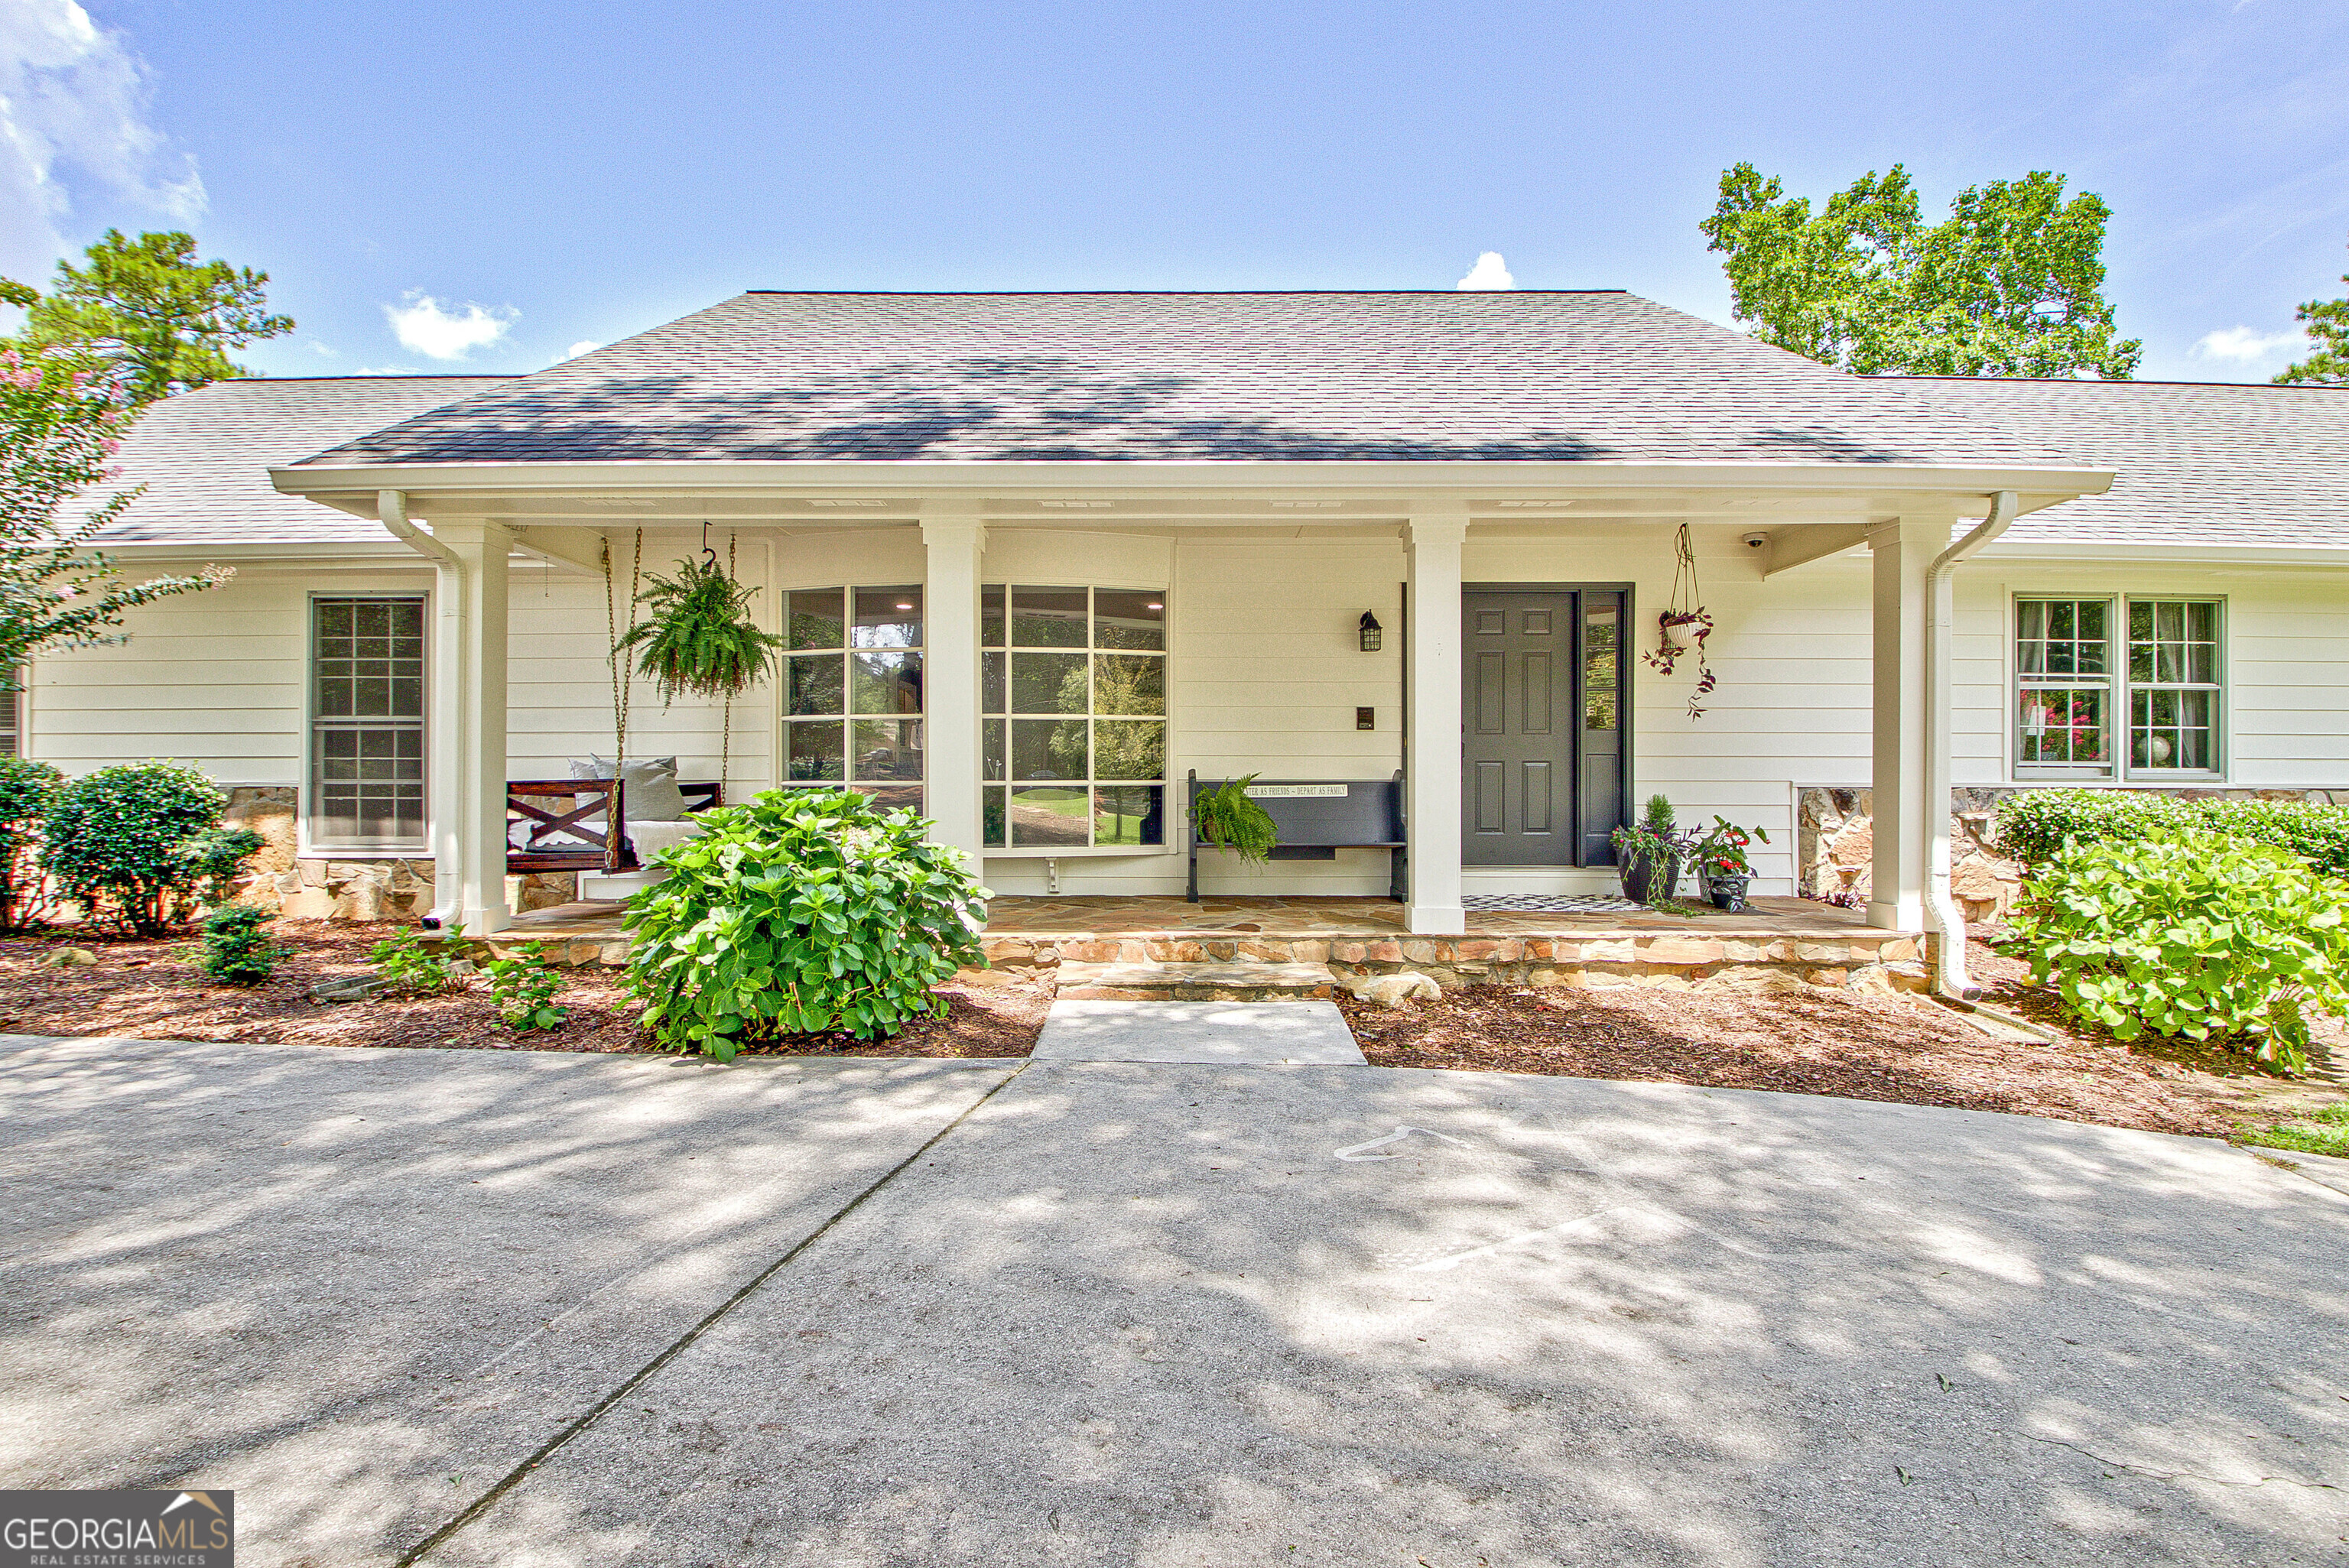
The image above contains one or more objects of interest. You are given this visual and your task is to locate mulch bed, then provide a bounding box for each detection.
[6,920,2339,1141]
[1336,930,2336,1140]
[0,922,1046,1060]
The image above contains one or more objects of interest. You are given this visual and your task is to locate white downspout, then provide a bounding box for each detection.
[1923,489,2017,997]
[379,489,467,928]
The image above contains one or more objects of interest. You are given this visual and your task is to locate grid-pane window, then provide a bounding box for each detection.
[2128,599,2221,771]
[311,597,426,847]
[780,586,924,813]
[0,669,19,757]
[981,584,1166,849]
[2015,597,2221,779]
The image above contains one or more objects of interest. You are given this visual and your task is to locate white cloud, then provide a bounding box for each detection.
[1455,252,1515,291]
[2192,325,2305,363]
[560,339,599,360]
[384,292,515,360]
[0,0,206,281]
[304,339,336,358]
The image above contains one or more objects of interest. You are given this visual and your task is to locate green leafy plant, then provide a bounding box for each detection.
[1993,789,2349,878]
[369,921,470,994]
[198,905,278,985]
[1692,815,1771,878]
[1194,774,1278,864]
[0,755,61,932]
[613,551,785,703]
[39,761,259,936]
[485,941,568,1031]
[623,788,989,1060]
[1613,794,1694,906]
[2003,833,2349,1076]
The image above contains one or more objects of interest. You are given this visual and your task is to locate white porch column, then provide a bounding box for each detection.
[1405,505,1469,933]
[1866,517,1944,931]
[921,504,987,869]
[430,518,512,934]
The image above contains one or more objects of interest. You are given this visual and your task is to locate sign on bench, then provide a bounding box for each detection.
[1186,769,1406,903]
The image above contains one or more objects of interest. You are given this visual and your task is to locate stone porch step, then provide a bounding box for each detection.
[1054,960,1338,1002]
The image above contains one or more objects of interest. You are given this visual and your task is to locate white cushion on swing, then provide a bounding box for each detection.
[568,755,689,820]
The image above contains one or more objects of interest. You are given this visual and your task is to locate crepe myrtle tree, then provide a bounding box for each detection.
[0,347,226,695]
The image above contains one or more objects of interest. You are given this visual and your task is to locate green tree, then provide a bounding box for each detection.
[0,348,225,691]
[1701,164,2141,378]
[2275,236,2349,385]
[2,230,293,406]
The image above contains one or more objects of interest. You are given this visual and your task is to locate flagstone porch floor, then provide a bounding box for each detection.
[477,894,1928,994]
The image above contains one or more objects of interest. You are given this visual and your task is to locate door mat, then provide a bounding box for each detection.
[1461,893,1649,914]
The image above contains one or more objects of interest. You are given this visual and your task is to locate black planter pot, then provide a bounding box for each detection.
[1707,874,1751,913]
[1620,851,1681,905]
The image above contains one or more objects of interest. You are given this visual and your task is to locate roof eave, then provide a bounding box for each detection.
[273,456,2113,508]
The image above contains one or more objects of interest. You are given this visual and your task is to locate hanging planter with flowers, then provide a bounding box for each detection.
[1643,522,1717,719]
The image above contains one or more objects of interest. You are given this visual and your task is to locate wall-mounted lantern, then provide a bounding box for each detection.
[1359,611,1382,653]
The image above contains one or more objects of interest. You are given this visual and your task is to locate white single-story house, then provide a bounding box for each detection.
[16,291,2347,988]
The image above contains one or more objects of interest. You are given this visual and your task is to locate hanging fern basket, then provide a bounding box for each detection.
[614,549,785,704]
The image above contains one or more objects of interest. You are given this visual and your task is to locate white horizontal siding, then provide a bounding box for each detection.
[19,524,2346,898]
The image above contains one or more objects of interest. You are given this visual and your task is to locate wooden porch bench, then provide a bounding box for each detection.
[1185,769,1405,903]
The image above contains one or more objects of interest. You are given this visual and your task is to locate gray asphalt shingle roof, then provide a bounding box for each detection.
[294,291,2084,469]
[1889,377,2349,551]
[91,376,510,544]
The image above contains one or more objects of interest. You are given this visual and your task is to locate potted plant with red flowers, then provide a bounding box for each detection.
[1691,816,1770,912]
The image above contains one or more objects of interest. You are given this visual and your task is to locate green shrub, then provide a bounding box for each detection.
[40,762,261,936]
[2003,833,2349,1076]
[1993,788,2349,876]
[623,788,989,1060]
[0,756,62,933]
[369,921,470,993]
[485,942,568,1031]
[199,906,278,985]
[2198,799,2349,880]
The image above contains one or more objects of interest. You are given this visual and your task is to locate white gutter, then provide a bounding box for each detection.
[379,489,465,929]
[1923,489,2017,998]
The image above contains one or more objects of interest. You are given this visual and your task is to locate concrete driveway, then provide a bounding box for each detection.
[3,1034,2345,1567]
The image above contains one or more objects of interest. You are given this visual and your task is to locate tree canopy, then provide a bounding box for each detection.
[0,349,224,688]
[2,231,293,407]
[1700,164,2141,379]
[2274,237,2349,385]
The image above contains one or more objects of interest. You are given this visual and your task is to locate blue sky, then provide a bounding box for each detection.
[4,0,2346,383]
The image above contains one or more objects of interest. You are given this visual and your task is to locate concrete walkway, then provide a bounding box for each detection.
[4,1034,2346,1566]
[1032,998,1369,1064]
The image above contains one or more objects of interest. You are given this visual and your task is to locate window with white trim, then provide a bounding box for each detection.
[0,669,19,757]
[781,586,924,813]
[2016,596,2222,780]
[981,584,1167,850]
[310,596,427,849]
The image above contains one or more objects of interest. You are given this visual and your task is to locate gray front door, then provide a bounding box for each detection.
[1461,587,1629,866]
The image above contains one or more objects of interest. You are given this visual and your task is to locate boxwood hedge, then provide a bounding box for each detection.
[1993,789,2349,878]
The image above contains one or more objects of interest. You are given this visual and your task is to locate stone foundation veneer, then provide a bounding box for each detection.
[977,930,1933,995]
[219,785,575,922]
[1798,784,2349,924]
